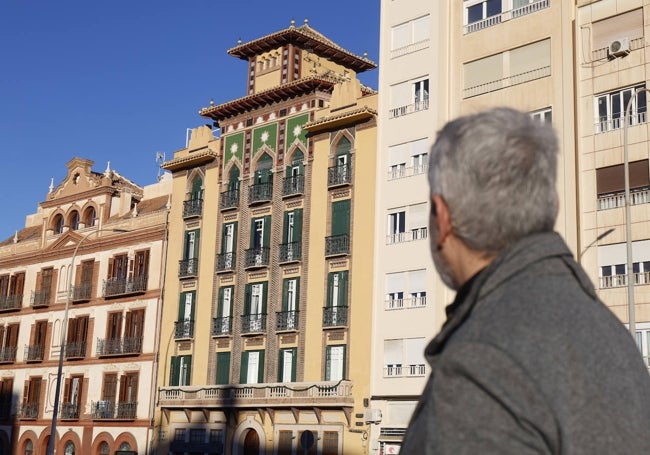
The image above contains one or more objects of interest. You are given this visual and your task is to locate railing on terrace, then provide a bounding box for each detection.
[325,234,350,256]
[179,258,199,278]
[328,163,352,187]
[174,320,194,339]
[244,247,270,268]
[183,198,203,218]
[592,37,644,61]
[0,346,16,363]
[389,98,429,119]
[279,242,301,262]
[387,164,428,181]
[463,66,551,98]
[60,402,79,419]
[24,344,44,362]
[599,272,650,288]
[220,189,240,210]
[96,336,142,356]
[598,188,650,210]
[464,0,549,34]
[216,252,236,272]
[595,111,647,134]
[241,314,267,334]
[323,306,349,327]
[386,228,428,245]
[249,182,273,204]
[159,380,353,407]
[64,341,87,359]
[18,402,38,419]
[0,294,22,311]
[383,364,427,377]
[103,276,147,297]
[91,400,137,420]
[71,282,92,302]
[283,175,305,196]
[390,39,430,59]
[276,310,299,331]
[212,316,232,336]
[30,290,51,308]
[385,296,427,310]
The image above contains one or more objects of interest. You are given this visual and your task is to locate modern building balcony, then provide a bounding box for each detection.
[183,198,203,218]
[215,252,236,273]
[383,363,427,378]
[464,0,549,34]
[220,188,240,210]
[174,320,194,339]
[91,400,137,420]
[159,380,354,408]
[598,188,650,210]
[24,344,44,362]
[327,163,352,187]
[103,276,147,298]
[30,289,51,308]
[322,306,348,328]
[388,98,429,119]
[325,234,349,257]
[0,346,16,363]
[96,336,142,357]
[0,294,22,312]
[241,314,266,334]
[276,310,299,332]
[386,227,428,245]
[596,111,647,134]
[18,402,39,419]
[283,175,304,197]
[71,282,92,303]
[212,316,232,337]
[60,402,80,420]
[178,258,199,278]
[249,182,273,205]
[279,242,301,263]
[244,247,270,269]
[64,341,87,359]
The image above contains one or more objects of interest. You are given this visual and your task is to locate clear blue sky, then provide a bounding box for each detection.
[0,1,379,240]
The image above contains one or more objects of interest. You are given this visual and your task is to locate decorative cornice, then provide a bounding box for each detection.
[162,149,218,172]
[303,106,377,133]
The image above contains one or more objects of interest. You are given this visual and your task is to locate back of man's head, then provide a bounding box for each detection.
[428,107,558,255]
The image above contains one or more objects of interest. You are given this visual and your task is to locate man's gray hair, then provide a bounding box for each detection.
[428,107,558,255]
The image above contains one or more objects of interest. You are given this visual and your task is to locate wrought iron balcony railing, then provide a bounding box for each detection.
[276,310,299,332]
[212,316,232,336]
[92,400,136,419]
[249,182,273,205]
[179,258,199,278]
[96,336,143,356]
[322,306,349,327]
[325,234,350,256]
[215,252,236,272]
[64,341,87,359]
[220,188,240,210]
[241,314,267,334]
[183,198,203,218]
[279,242,301,262]
[0,346,16,363]
[174,320,194,339]
[72,282,92,302]
[18,402,38,419]
[283,175,304,197]
[103,276,147,297]
[328,163,352,187]
[0,294,22,311]
[60,402,79,419]
[244,247,270,268]
[24,344,44,362]
[30,289,51,308]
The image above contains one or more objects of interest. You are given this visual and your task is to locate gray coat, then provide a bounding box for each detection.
[400,232,650,454]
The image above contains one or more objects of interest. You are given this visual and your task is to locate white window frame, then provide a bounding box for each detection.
[594,84,646,133]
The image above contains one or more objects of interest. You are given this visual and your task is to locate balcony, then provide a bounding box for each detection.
[179,258,199,278]
[595,111,648,135]
[183,198,203,218]
[30,290,51,308]
[0,294,22,312]
[24,344,44,362]
[71,283,92,303]
[279,242,301,263]
[60,402,79,420]
[325,234,350,257]
[212,316,232,337]
[249,182,273,205]
[328,163,352,187]
[174,320,194,339]
[103,276,147,298]
[159,380,354,408]
[385,296,427,310]
[598,188,650,211]
[383,364,426,378]
[283,175,304,197]
[322,306,348,328]
[464,0,549,34]
[64,341,87,359]
[18,402,38,419]
[96,336,142,357]
[220,188,240,210]
[215,252,236,273]
[241,314,267,334]
[0,346,16,363]
[388,97,429,119]
[244,247,270,269]
[386,227,428,245]
[91,400,137,420]
[276,311,299,332]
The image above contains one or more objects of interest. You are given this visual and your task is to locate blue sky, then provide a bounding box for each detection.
[0,1,379,240]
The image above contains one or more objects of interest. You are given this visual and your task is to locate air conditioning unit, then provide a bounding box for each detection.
[364,408,382,424]
[609,38,631,58]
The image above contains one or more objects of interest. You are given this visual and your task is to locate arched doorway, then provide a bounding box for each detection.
[243,429,260,455]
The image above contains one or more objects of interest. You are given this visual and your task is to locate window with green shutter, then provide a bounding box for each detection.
[240,350,265,384]
[170,355,192,386]
[222,222,238,254]
[327,271,348,307]
[331,200,350,236]
[278,348,297,382]
[190,176,203,200]
[325,345,346,381]
[184,229,200,259]
[215,352,231,385]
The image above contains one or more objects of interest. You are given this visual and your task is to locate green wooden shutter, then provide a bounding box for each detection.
[250,218,256,248]
[340,271,349,307]
[332,200,351,236]
[263,216,271,247]
[244,284,252,315]
[327,273,334,307]
[240,351,249,384]
[191,177,203,199]
[295,278,301,311]
[189,292,195,320]
[183,355,192,385]
[170,356,180,386]
[294,209,303,243]
[261,282,268,314]
[216,352,231,385]
[291,348,297,381]
[177,293,185,322]
[232,222,238,252]
[258,350,265,383]
[283,212,290,244]
[221,224,228,253]
[217,287,224,317]
[281,279,289,312]
[277,350,284,382]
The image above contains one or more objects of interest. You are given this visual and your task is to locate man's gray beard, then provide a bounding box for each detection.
[431,246,459,291]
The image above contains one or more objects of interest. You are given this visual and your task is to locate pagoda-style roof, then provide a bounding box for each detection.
[228,22,376,74]
[200,75,337,121]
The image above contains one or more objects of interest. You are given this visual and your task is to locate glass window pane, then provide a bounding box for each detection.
[467,3,484,23]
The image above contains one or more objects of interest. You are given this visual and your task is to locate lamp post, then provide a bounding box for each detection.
[47,227,127,455]
[578,227,615,263]
[623,88,650,340]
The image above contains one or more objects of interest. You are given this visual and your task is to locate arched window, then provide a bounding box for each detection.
[118,442,131,451]
[69,211,80,231]
[228,167,240,192]
[98,442,109,455]
[24,440,33,455]
[190,176,203,201]
[64,441,75,455]
[52,214,64,234]
[254,153,273,184]
[83,207,97,227]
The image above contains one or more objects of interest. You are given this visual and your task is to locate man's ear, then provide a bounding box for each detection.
[432,194,453,248]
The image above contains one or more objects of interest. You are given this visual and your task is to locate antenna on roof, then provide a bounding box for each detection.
[156,152,166,182]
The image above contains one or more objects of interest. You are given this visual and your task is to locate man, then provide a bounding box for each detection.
[400,108,650,454]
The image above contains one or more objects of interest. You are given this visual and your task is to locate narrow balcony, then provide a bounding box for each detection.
[241,314,267,334]
[279,242,301,263]
[60,402,80,420]
[212,316,232,337]
[174,320,195,339]
[96,336,142,357]
[283,175,304,197]
[0,294,22,312]
[325,234,349,257]
[215,252,236,273]
[249,182,273,205]
[103,276,147,298]
[64,341,87,359]
[383,364,426,378]
[0,346,16,363]
[179,258,199,278]
[220,188,240,210]
[159,380,354,408]
[24,344,44,362]
[322,306,349,328]
[91,400,137,420]
[71,283,92,303]
[328,163,352,187]
[276,310,299,332]
[244,247,270,269]
[388,98,429,119]
[30,290,51,308]
[183,198,203,218]
[18,402,39,419]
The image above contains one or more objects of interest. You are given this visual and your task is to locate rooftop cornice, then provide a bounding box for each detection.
[162,148,218,172]
[303,106,377,133]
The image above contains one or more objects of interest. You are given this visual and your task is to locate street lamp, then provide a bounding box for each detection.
[623,87,650,340]
[47,227,128,455]
[578,227,615,263]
